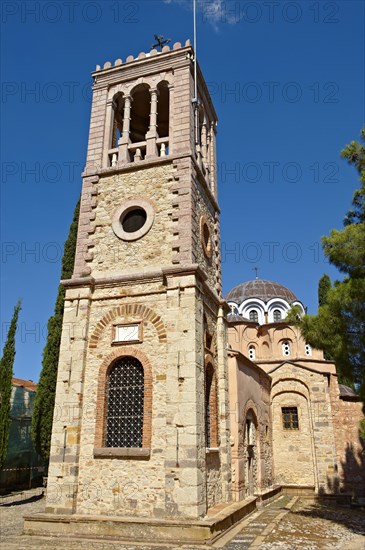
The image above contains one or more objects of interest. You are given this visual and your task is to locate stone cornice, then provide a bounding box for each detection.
[266,359,336,376]
[82,152,220,213]
[62,264,210,290]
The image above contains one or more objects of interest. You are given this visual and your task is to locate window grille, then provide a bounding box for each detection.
[106,357,144,448]
[282,407,299,429]
[273,309,282,322]
[249,310,259,323]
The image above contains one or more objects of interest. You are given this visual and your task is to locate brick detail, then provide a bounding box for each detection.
[89,304,167,348]
[205,359,219,448]
[94,347,153,450]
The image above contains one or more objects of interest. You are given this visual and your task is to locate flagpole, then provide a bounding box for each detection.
[193,0,199,145]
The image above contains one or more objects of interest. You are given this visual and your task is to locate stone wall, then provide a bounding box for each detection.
[233,323,325,365]
[270,363,338,492]
[206,451,222,508]
[330,377,365,497]
[227,349,272,501]
[88,165,175,277]
[272,388,315,486]
[46,268,231,519]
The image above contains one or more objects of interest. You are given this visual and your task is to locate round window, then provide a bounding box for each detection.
[121,208,147,233]
[200,216,213,259]
[112,199,154,241]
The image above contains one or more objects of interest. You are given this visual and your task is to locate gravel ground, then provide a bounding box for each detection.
[0,490,364,550]
[255,498,365,550]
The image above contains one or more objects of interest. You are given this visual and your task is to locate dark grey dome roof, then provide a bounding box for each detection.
[227,313,251,323]
[225,279,298,304]
[338,384,359,398]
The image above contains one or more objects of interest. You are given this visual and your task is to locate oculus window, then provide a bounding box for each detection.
[112,198,154,241]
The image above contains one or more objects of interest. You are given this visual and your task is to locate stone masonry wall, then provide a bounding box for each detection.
[271,363,338,492]
[272,388,315,486]
[330,376,365,497]
[88,165,175,277]
[192,170,220,292]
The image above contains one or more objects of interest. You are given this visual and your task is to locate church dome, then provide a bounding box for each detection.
[225,279,298,304]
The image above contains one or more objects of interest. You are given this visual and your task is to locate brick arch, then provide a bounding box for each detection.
[271,376,310,400]
[89,304,167,348]
[204,353,219,448]
[243,400,259,424]
[94,347,153,449]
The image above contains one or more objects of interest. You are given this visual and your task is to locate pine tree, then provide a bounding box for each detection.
[0,301,21,468]
[301,129,365,404]
[32,199,80,463]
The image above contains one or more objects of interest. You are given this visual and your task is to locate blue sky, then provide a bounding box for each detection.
[1,0,364,382]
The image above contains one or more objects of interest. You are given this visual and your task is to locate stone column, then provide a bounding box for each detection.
[146,88,159,159]
[201,120,207,165]
[102,99,116,168]
[118,95,132,163]
[168,84,174,154]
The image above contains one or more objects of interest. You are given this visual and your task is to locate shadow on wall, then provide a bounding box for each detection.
[339,433,365,498]
[319,429,365,500]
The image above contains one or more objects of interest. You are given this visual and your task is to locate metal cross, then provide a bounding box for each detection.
[151,35,171,51]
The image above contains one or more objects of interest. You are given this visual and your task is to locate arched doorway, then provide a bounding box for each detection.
[244,410,258,496]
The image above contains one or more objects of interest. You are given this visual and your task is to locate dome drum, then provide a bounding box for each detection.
[226,280,305,326]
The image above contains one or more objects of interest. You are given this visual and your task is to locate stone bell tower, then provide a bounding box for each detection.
[36,40,232,528]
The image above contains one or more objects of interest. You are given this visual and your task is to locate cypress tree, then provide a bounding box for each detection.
[32,198,80,463]
[318,274,331,307]
[0,301,21,468]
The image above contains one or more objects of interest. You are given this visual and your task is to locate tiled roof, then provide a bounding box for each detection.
[338,384,359,399]
[227,313,251,323]
[12,378,37,392]
[225,279,298,304]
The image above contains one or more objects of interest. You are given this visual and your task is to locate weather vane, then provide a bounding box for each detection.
[151,35,171,51]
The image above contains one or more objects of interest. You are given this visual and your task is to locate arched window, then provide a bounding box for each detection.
[111,92,124,148]
[130,84,150,143]
[205,364,218,448]
[248,345,256,360]
[249,310,259,323]
[157,81,169,139]
[273,309,282,322]
[106,357,144,448]
[282,341,291,357]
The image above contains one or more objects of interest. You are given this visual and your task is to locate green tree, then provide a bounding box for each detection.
[318,274,331,307]
[0,301,21,468]
[301,129,365,404]
[32,199,80,463]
